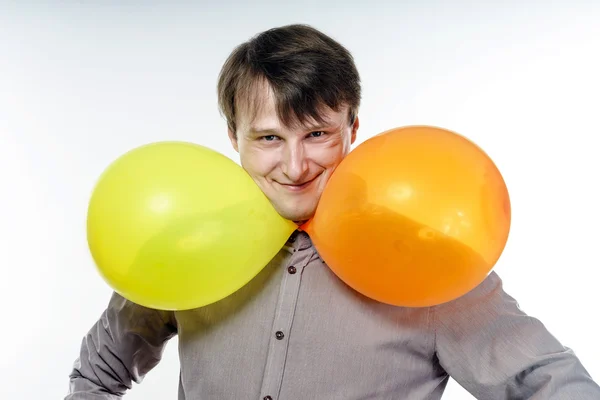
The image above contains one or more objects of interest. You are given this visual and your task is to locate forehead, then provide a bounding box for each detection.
[242,83,278,127]
[235,79,347,132]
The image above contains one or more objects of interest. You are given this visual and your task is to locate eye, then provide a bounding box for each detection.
[261,135,278,141]
[309,131,326,138]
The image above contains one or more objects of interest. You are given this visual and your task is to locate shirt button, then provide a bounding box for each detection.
[263,396,273,400]
[275,331,285,340]
[287,266,297,274]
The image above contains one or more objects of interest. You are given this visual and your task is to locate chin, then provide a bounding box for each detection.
[268,192,320,222]
[280,212,314,223]
[275,206,315,223]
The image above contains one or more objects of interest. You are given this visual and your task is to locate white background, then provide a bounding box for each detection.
[1,1,599,399]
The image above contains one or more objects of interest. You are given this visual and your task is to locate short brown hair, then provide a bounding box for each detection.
[217,24,361,135]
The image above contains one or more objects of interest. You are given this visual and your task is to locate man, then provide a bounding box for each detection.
[66,24,599,399]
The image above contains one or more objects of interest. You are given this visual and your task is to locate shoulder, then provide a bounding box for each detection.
[432,272,524,329]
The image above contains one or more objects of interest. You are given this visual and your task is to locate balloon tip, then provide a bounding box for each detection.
[299,219,312,233]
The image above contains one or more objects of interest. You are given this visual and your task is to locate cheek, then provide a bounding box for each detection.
[240,148,278,178]
[310,142,347,169]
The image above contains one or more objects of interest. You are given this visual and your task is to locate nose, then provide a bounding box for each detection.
[282,141,309,182]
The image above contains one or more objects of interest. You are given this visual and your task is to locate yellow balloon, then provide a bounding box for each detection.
[87,142,296,310]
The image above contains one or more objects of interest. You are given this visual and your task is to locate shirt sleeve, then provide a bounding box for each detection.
[65,292,178,399]
[433,271,600,399]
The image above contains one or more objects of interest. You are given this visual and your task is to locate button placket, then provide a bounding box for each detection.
[258,246,312,400]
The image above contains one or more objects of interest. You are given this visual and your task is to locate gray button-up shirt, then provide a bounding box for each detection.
[66,231,600,399]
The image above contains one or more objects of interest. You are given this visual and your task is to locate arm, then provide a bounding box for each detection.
[434,272,600,399]
[65,292,177,399]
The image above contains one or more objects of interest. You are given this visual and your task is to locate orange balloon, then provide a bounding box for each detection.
[302,126,511,307]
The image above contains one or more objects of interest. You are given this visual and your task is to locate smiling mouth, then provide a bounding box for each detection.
[278,175,319,191]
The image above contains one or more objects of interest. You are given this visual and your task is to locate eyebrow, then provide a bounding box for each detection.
[249,123,338,135]
[249,127,281,135]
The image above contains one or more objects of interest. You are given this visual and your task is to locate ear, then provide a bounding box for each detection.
[350,115,359,145]
[228,129,239,152]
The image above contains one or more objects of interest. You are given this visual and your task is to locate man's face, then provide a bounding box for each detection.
[229,85,359,223]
